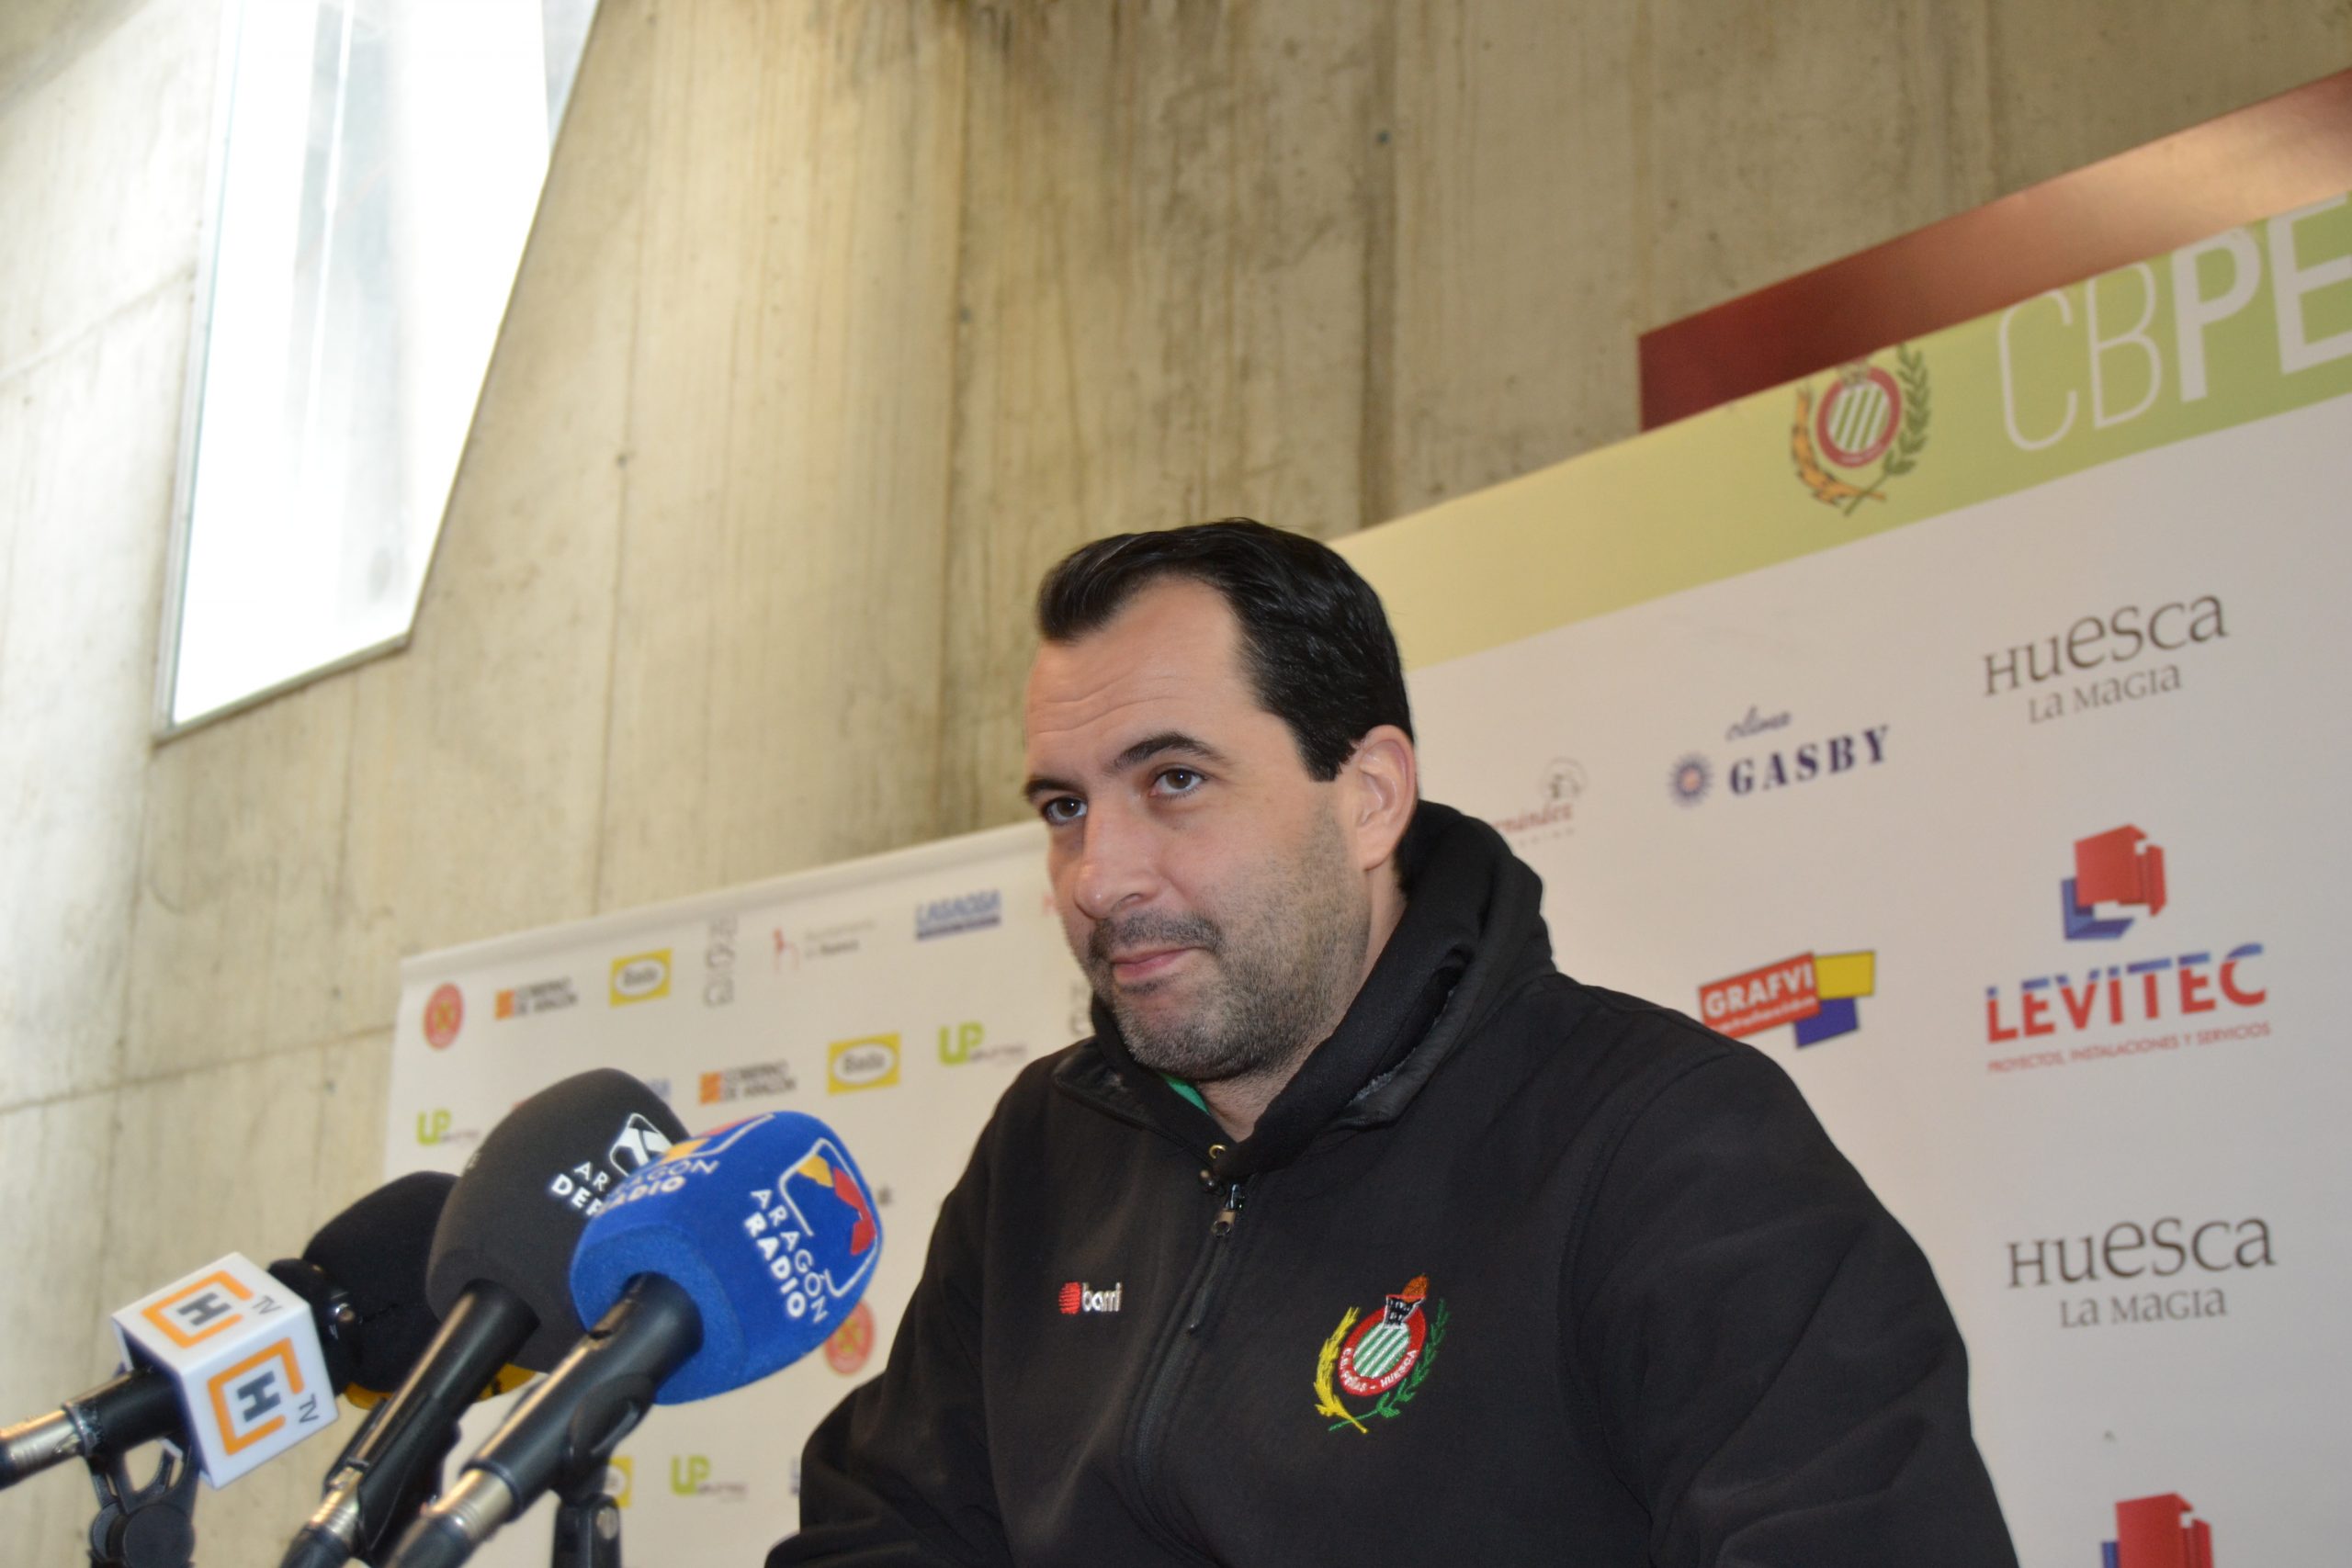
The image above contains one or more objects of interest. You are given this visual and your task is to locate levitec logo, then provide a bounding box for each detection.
[1699,950,1875,1047]
[1668,713,1890,807]
[916,889,1001,942]
[493,978,577,1021]
[423,984,464,1049]
[1984,594,2225,727]
[608,951,672,1006]
[2102,1493,2213,1568]
[1986,829,2268,1076]
[1057,1280,1124,1314]
[1489,758,1585,847]
[1791,344,1930,513]
[2064,825,2166,940]
[827,1033,901,1092]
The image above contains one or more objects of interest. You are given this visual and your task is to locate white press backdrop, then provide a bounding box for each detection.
[390,230,2352,1565]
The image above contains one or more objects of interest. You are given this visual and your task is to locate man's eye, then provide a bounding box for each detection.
[1156,768,1204,794]
[1040,796,1085,826]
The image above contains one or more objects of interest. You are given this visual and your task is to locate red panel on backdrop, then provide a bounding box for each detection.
[1638,69,2352,430]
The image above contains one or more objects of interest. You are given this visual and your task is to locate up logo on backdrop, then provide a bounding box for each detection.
[828,1033,900,1092]
[608,950,672,1006]
[1791,344,1931,514]
[2101,1493,2213,1567]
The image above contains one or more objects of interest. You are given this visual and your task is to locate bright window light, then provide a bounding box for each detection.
[161,0,597,729]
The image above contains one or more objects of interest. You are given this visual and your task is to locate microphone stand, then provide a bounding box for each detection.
[547,1466,622,1568]
[83,1444,199,1568]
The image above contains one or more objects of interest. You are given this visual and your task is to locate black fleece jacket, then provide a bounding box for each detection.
[773,803,2018,1567]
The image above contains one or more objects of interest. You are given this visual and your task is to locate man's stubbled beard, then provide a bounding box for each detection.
[1083,807,1369,1088]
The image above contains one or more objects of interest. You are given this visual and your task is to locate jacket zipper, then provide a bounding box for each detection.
[1126,1174,1250,1559]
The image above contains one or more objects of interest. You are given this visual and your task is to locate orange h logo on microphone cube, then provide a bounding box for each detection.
[111,1253,336,1486]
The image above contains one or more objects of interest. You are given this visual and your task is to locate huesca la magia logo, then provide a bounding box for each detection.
[1313,1275,1448,1434]
[1792,345,1931,514]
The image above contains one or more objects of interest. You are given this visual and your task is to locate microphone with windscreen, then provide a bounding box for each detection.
[277,1069,686,1568]
[384,1111,883,1568]
[0,1171,454,1496]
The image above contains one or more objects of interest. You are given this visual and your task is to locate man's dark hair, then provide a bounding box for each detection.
[1035,519,1414,780]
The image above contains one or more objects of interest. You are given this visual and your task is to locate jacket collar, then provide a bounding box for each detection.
[1052,800,1555,1180]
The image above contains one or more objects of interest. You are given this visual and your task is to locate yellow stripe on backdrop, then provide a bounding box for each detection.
[1340,194,2352,671]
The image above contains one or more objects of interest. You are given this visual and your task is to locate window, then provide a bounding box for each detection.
[160,0,598,730]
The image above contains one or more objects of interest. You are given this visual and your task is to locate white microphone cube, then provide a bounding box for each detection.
[110,1253,336,1486]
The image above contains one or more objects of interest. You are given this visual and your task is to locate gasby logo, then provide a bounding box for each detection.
[2064,825,2166,940]
[828,1033,900,1092]
[609,951,672,1005]
[1699,950,1875,1046]
[1792,344,1930,514]
[2101,1492,2212,1567]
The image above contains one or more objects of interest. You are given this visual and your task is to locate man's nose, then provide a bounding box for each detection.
[1070,808,1161,921]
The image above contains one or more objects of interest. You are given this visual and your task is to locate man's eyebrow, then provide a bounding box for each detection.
[1020,732,1231,802]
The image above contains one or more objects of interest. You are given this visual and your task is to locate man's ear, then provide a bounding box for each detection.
[1342,726,1418,874]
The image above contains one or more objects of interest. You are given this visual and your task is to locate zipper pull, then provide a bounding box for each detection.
[1213,1181,1245,1235]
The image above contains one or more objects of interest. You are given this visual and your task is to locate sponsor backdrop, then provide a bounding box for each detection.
[392,193,2352,1567]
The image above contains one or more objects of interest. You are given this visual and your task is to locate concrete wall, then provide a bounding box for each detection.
[2,1,2344,1560]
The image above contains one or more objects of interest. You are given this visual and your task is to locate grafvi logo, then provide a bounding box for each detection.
[916,889,1001,942]
[423,984,463,1049]
[1669,715,1890,807]
[1699,951,1875,1047]
[2101,1493,2213,1568]
[828,1034,901,1092]
[2064,825,2166,940]
[699,1060,797,1105]
[1790,345,1931,513]
[609,951,672,1006]
[1983,595,2225,727]
[2007,1215,2273,1331]
[1490,758,1585,846]
[1986,829,2268,1075]
[1057,1280,1124,1314]
[493,978,577,1021]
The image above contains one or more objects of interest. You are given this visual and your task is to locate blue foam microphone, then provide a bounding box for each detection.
[384,1111,882,1568]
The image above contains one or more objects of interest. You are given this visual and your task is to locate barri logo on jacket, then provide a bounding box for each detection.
[1313,1274,1449,1434]
[1057,1280,1122,1314]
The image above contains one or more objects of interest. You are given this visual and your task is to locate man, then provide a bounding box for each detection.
[775,521,2017,1566]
